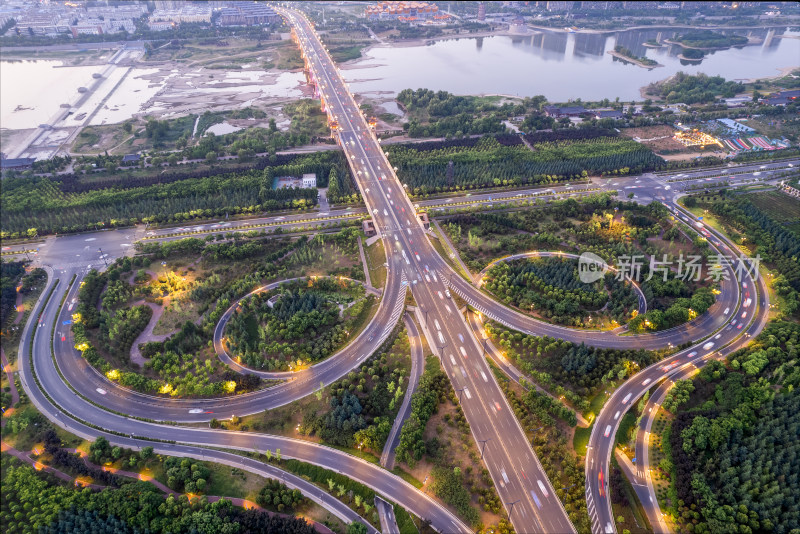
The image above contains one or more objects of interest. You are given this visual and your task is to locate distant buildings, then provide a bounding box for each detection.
[543,105,586,117]
[364,2,447,23]
[716,118,755,133]
[762,89,800,106]
[151,4,213,25]
[594,109,623,119]
[302,174,317,189]
[274,173,318,190]
[148,20,175,31]
[217,2,280,27]
[1,0,282,37]
[5,1,146,37]
[0,157,36,171]
[121,154,141,165]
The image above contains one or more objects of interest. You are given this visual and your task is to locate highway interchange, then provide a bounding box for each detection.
[4,5,795,533]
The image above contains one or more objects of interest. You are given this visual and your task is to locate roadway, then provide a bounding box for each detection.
[26,266,472,534]
[279,8,576,532]
[2,158,792,262]
[6,137,789,534]
[3,7,792,533]
[212,276,381,380]
[53,263,407,422]
[584,201,771,534]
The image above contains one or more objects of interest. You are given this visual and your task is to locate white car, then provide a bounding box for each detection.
[703,342,715,350]
[537,479,549,497]
[96,388,107,395]
[604,425,612,437]
[642,378,652,386]
[622,393,632,404]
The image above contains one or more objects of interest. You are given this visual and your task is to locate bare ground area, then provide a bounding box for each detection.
[620,124,727,159]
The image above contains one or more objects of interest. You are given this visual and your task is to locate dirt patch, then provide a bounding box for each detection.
[620,125,726,159]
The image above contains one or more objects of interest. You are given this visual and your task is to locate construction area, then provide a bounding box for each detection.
[1,38,310,161]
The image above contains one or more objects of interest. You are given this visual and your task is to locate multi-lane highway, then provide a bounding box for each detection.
[26,266,472,534]
[584,201,771,534]
[279,8,577,532]
[5,5,793,533]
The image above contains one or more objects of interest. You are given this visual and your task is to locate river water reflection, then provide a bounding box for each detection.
[343,27,800,101]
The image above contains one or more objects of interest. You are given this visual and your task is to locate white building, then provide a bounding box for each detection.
[302,173,317,188]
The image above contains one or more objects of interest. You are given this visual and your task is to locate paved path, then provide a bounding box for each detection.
[129,300,169,367]
[375,496,400,534]
[13,292,24,324]
[632,376,681,534]
[380,312,424,470]
[614,450,656,532]
[375,312,423,534]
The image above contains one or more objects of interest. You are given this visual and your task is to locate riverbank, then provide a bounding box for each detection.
[662,38,734,51]
[738,65,800,83]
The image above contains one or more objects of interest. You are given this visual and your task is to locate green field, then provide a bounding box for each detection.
[747,190,800,233]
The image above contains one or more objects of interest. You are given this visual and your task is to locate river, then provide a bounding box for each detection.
[342,26,800,102]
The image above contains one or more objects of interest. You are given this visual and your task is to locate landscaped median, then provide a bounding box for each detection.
[140,212,366,241]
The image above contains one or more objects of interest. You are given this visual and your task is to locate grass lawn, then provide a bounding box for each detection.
[573,424,593,456]
[205,461,268,501]
[615,411,637,450]
[586,389,610,422]
[364,238,387,289]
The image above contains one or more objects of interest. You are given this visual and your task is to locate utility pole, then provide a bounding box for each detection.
[97,248,108,267]
[480,334,490,356]
[455,387,466,403]
[506,499,520,517]
[478,438,492,460]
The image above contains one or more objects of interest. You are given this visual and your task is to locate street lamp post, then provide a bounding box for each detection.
[506,499,521,517]
[455,387,466,404]
[478,438,492,460]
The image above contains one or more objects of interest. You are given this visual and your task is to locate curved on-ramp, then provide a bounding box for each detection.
[22,267,472,534]
[584,203,770,534]
[213,275,381,380]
